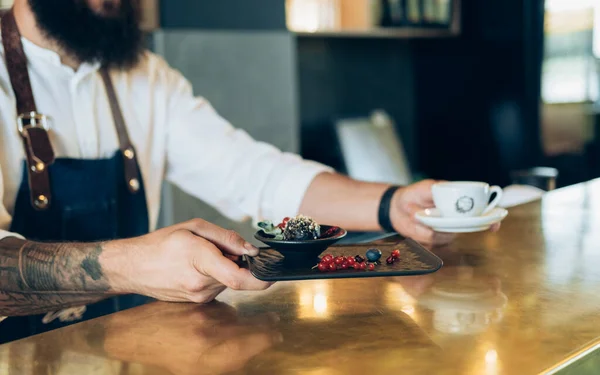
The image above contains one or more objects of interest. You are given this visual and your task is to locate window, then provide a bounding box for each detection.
[543,0,599,103]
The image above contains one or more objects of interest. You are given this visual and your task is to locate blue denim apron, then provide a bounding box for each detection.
[0,10,151,343]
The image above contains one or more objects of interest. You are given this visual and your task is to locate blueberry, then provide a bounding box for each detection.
[366,248,382,262]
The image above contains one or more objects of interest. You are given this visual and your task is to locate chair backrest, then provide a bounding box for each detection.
[334,110,413,185]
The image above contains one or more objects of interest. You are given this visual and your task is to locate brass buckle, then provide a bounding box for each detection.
[17,112,50,135]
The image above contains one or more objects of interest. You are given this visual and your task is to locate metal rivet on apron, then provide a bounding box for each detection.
[129,178,140,192]
[31,162,45,173]
[34,195,49,209]
[124,148,135,160]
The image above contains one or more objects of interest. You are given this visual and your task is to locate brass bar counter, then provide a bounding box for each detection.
[1,180,600,375]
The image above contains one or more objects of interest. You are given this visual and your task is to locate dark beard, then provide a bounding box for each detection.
[27,0,143,69]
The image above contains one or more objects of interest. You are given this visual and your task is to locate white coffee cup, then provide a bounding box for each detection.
[431,182,503,217]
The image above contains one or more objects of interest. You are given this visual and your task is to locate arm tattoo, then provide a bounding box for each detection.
[0,237,114,316]
[19,241,109,291]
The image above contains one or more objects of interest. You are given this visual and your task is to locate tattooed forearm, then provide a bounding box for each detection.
[0,291,107,316]
[19,241,109,292]
[0,237,114,316]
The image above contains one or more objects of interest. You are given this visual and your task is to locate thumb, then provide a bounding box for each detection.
[404,202,426,218]
[413,179,440,206]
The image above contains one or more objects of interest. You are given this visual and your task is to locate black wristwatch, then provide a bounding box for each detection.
[378,185,401,233]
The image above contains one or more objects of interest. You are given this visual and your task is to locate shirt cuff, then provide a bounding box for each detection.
[260,160,333,225]
[0,230,25,241]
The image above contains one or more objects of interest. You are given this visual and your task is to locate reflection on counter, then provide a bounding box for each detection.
[418,272,507,335]
[298,281,331,319]
[384,282,417,318]
[389,250,507,337]
[0,302,281,375]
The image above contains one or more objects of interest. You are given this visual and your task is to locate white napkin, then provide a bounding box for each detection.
[499,185,545,208]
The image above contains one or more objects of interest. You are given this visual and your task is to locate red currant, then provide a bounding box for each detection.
[359,262,367,270]
[386,256,395,265]
[334,256,344,265]
[318,262,328,272]
[340,261,349,269]
[368,263,375,271]
[353,263,361,270]
[347,257,356,265]
[321,254,334,263]
[392,249,400,259]
[328,263,337,271]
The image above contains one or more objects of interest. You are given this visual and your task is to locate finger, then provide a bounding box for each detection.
[195,243,272,291]
[414,179,438,206]
[181,219,259,256]
[195,284,228,304]
[405,202,427,217]
[395,187,432,211]
[224,254,241,262]
[405,209,456,246]
[411,222,454,246]
[405,221,435,244]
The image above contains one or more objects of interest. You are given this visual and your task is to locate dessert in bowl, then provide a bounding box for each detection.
[254,215,347,263]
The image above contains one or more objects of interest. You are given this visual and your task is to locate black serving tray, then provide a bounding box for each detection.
[246,238,443,282]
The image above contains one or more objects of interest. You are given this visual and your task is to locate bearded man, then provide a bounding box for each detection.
[0,0,476,343]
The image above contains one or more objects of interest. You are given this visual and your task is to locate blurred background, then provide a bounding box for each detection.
[1,0,598,237]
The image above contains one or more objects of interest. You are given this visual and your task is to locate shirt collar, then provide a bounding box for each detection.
[20,36,101,75]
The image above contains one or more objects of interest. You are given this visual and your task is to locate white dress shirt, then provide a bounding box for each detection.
[0,36,331,241]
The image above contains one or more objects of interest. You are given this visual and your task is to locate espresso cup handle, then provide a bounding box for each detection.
[482,186,503,215]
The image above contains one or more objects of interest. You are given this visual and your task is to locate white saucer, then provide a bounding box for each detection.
[415,208,508,233]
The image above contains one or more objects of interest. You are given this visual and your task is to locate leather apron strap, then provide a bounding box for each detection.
[1,9,142,210]
[2,9,54,210]
[99,69,142,194]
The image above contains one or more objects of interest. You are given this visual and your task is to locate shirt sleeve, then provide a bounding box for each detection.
[0,163,24,241]
[161,62,333,224]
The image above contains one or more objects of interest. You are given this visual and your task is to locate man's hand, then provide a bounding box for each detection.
[103,219,271,304]
[0,219,269,316]
[390,180,501,246]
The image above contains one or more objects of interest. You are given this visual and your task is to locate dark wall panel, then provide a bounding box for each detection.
[297,37,416,173]
[412,0,545,185]
[160,0,286,30]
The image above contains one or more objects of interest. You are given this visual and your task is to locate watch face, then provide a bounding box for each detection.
[455,196,475,214]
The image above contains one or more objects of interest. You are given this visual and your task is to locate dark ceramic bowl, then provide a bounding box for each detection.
[254,225,347,265]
